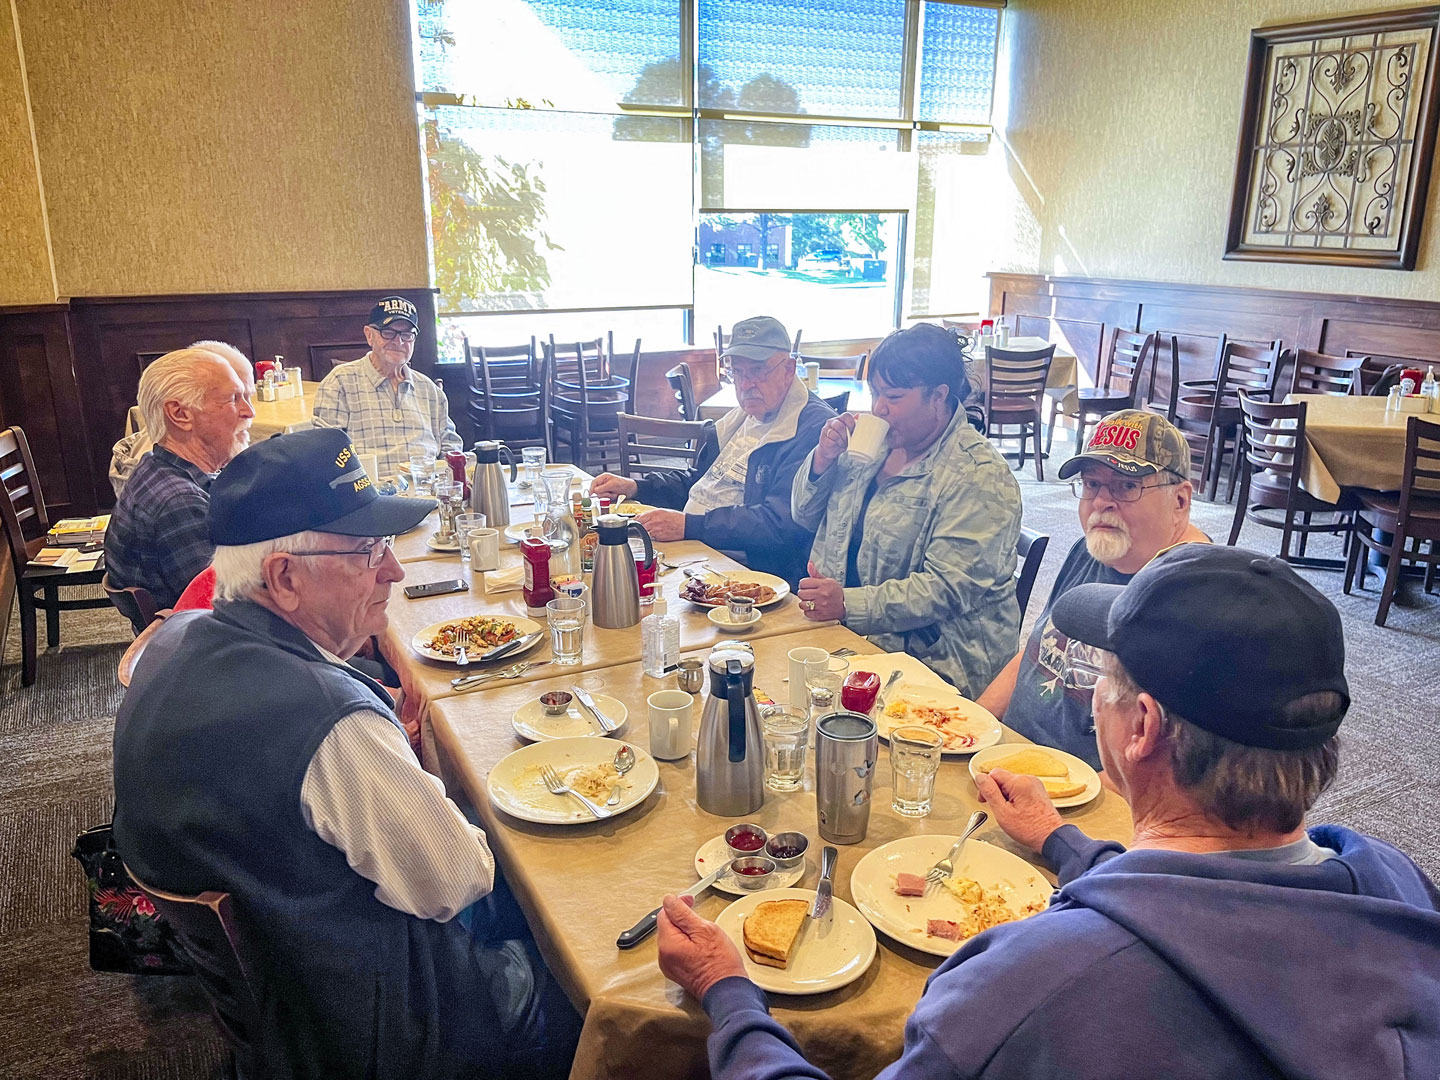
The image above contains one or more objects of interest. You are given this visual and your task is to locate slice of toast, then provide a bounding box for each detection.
[742,899,808,968]
[977,748,1069,778]
[1041,777,1088,799]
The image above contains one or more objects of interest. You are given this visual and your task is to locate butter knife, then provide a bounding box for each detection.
[809,845,838,923]
[617,865,726,949]
[571,686,619,732]
[479,630,544,663]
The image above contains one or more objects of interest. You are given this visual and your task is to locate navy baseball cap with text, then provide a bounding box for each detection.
[366,296,419,330]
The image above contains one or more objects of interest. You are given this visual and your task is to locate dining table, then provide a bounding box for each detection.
[420,629,1135,1080]
[1288,393,1420,503]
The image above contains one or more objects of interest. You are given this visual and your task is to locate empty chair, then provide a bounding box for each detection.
[1345,415,1440,626]
[1065,328,1158,453]
[617,413,717,486]
[1173,339,1284,502]
[1287,349,1366,397]
[984,343,1057,481]
[665,362,698,421]
[1015,526,1050,621]
[547,337,634,470]
[1359,355,1403,396]
[463,338,549,453]
[1177,334,1283,396]
[794,351,869,381]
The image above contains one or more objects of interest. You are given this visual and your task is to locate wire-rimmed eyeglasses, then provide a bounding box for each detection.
[1068,476,1180,503]
[287,535,395,569]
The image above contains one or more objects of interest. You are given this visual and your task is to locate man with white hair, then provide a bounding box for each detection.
[108,340,255,497]
[113,428,578,1079]
[104,346,255,615]
[977,410,1207,769]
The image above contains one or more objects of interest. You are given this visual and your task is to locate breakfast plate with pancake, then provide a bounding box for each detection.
[714,888,876,995]
[412,615,543,663]
[873,684,1003,756]
[968,744,1102,808]
[849,836,1052,958]
[487,738,659,824]
[678,570,790,610]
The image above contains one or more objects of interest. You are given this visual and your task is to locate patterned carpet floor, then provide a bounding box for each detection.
[0,449,1435,1077]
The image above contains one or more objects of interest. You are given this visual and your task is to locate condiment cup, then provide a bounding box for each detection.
[724,823,769,861]
[728,856,776,891]
[539,691,573,716]
[764,832,809,870]
[676,658,705,694]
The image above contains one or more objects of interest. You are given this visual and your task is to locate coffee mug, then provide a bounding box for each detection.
[788,646,830,708]
[647,690,694,761]
[468,527,501,572]
[846,414,891,465]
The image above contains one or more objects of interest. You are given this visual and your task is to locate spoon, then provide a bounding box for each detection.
[608,744,636,806]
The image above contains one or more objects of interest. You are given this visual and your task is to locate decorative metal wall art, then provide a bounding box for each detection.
[1226,7,1440,270]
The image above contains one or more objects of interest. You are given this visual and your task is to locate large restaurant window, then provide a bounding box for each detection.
[413,0,1003,350]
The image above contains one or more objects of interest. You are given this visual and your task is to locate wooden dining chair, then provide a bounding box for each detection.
[1015,527,1050,621]
[547,337,632,470]
[1067,328,1157,453]
[794,351,869,382]
[463,338,548,452]
[984,343,1057,480]
[102,572,160,637]
[665,363,698,421]
[1359,355,1402,396]
[1345,415,1440,626]
[0,426,111,686]
[1173,339,1284,502]
[617,413,717,485]
[1287,349,1366,397]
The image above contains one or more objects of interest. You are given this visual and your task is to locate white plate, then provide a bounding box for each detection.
[694,834,806,897]
[511,693,629,742]
[680,570,791,610]
[411,615,544,664]
[706,607,761,632]
[841,652,950,691]
[487,737,658,824]
[503,519,539,544]
[426,534,462,552]
[849,837,1052,958]
[873,684,1003,757]
[714,888,876,996]
[968,744,1102,809]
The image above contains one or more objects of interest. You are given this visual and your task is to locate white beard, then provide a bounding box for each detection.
[1084,512,1132,564]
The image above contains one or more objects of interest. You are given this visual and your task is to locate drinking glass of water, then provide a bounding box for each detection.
[890,725,944,817]
[546,597,587,666]
[455,513,484,565]
[408,452,434,494]
[521,446,547,490]
[761,705,809,792]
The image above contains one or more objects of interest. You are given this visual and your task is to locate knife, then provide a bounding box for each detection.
[571,685,618,732]
[478,630,544,663]
[450,660,550,691]
[617,866,726,949]
[809,846,838,924]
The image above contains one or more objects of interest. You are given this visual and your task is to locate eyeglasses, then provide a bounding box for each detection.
[723,356,787,384]
[377,328,417,344]
[1069,476,1180,503]
[1062,638,1108,690]
[287,536,395,569]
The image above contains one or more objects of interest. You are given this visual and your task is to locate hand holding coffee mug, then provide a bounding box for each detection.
[845,413,891,465]
[812,413,857,474]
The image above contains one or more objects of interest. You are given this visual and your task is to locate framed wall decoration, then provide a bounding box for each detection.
[1225,6,1440,270]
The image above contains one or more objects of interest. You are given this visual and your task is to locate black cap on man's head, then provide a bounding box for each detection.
[209,428,433,545]
[1050,544,1349,750]
[366,296,419,330]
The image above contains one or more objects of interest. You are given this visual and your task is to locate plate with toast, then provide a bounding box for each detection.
[967,744,1102,808]
[714,888,876,995]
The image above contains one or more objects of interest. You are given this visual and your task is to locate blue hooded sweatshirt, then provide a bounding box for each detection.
[701,824,1440,1079]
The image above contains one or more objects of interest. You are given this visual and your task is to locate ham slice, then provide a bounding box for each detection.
[927,919,962,941]
[895,873,926,897]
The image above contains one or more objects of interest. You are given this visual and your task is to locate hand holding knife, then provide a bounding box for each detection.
[617,866,726,949]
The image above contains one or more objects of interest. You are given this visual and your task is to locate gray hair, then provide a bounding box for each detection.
[212,530,328,601]
[190,340,255,388]
[1099,656,1341,834]
[137,348,231,437]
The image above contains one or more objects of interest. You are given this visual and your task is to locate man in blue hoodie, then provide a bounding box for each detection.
[656,544,1440,1080]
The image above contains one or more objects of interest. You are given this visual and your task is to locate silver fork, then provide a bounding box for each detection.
[451,660,534,692]
[829,647,858,658]
[454,629,470,668]
[539,763,612,820]
[925,811,988,892]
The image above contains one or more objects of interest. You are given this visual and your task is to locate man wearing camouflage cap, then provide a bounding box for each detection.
[978,409,1208,770]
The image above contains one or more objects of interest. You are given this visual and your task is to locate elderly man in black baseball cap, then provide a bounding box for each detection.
[655,543,1440,1080]
[113,429,578,1079]
[312,295,462,478]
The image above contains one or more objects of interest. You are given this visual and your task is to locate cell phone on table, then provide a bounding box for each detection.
[403,579,469,600]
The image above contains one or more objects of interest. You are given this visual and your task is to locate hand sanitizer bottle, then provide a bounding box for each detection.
[642,597,679,677]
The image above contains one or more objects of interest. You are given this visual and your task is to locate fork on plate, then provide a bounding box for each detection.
[925,810,988,892]
[454,629,470,668]
[538,763,612,820]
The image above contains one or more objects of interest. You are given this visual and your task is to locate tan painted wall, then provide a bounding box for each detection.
[1000,0,1440,298]
[8,0,428,300]
[0,5,54,306]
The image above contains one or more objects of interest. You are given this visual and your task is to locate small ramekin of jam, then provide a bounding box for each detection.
[728,856,776,890]
[725,823,768,861]
[764,831,809,869]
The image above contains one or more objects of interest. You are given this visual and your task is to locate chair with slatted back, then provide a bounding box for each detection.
[665,363,698,421]
[103,571,160,637]
[794,351,870,382]
[984,344,1057,480]
[1345,415,1440,626]
[1287,349,1366,397]
[820,390,850,414]
[1015,527,1049,621]
[1067,328,1158,453]
[127,865,271,1079]
[1227,392,1356,564]
[547,337,632,470]
[713,324,730,383]
[118,613,169,688]
[1359,355,1402,396]
[0,426,111,686]
[1173,339,1284,502]
[617,413,717,486]
[790,328,804,356]
[464,339,548,453]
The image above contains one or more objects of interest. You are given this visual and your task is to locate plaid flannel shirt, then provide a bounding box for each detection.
[104,445,215,609]
[311,354,461,477]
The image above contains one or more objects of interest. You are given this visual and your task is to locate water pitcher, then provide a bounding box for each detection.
[471,440,517,527]
[696,646,764,816]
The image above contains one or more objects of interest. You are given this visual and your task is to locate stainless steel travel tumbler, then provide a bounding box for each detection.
[815,710,878,844]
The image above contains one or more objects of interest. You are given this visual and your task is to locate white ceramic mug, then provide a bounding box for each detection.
[846,413,891,464]
[787,646,830,708]
[647,690,694,761]
[468,527,501,572]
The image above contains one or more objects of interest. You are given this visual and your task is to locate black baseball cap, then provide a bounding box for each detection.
[209,428,434,544]
[1051,544,1349,750]
[366,296,419,330]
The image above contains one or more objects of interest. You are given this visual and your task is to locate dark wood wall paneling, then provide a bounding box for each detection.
[0,290,438,513]
[989,273,1440,403]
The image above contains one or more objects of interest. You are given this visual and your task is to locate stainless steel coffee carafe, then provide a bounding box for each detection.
[696,646,764,817]
[587,514,654,628]
[471,440,517,527]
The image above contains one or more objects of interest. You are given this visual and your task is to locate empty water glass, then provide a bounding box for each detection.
[521,447,547,490]
[890,725,944,818]
[805,655,847,709]
[455,513,484,565]
[546,597,586,666]
[761,705,809,792]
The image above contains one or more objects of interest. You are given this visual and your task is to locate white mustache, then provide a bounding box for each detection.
[1086,509,1129,535]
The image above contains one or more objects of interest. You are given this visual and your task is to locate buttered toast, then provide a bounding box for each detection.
[742,899,808,969]
[976,748,1069,778]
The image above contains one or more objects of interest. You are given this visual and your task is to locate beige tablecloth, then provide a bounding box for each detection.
[1288,394,1412,503]
[426,631,1133,1080]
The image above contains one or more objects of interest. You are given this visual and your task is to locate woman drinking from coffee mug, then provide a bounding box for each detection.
[791,324,1022,697]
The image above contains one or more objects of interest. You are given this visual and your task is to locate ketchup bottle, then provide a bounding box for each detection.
[445,450,470,500]
[841,670,882,714]
[521,536,554,610]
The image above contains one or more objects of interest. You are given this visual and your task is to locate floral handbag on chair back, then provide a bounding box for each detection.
[71,822,190,975]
